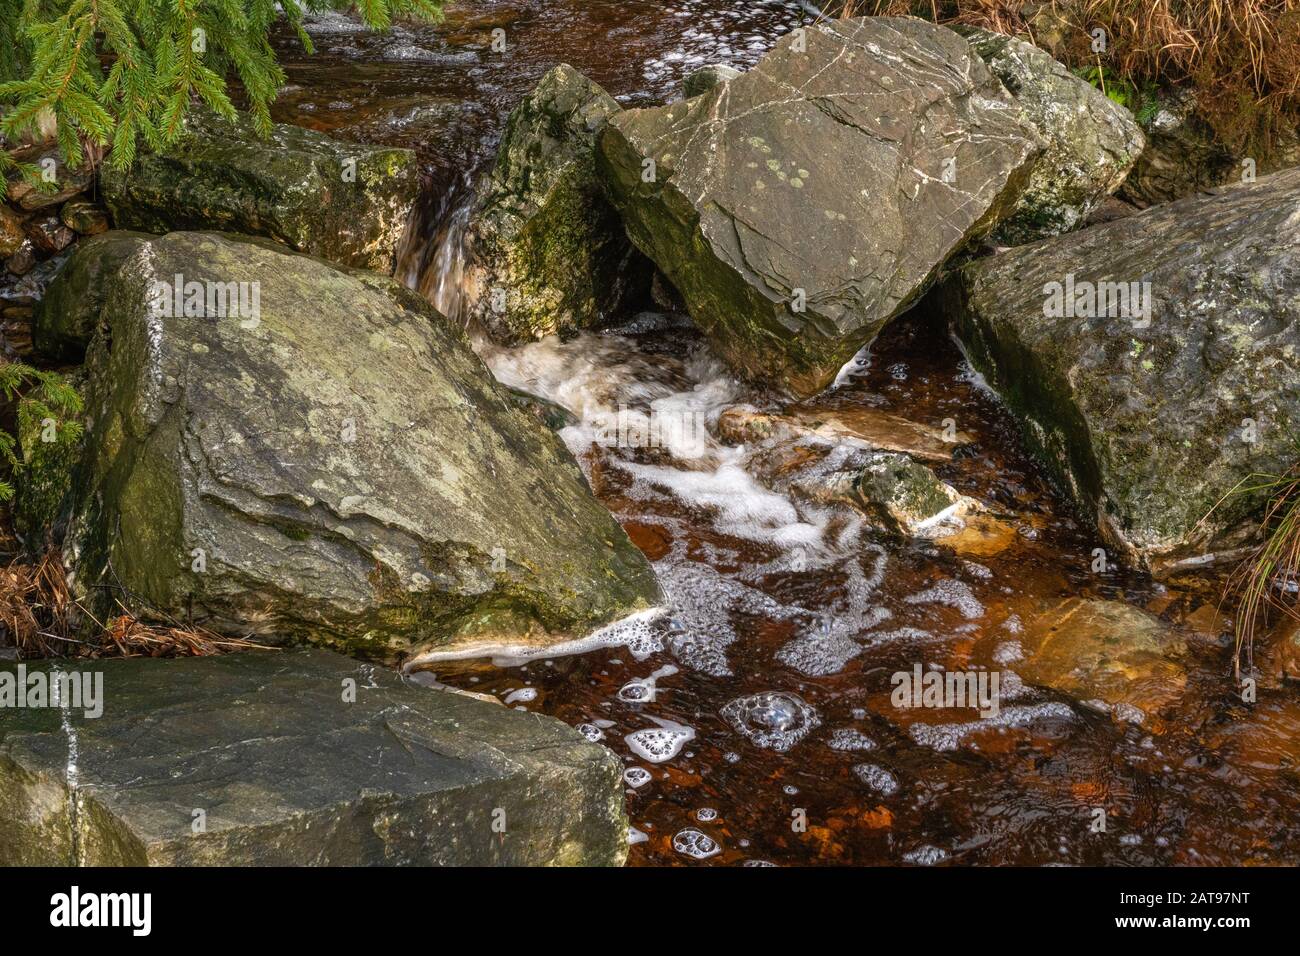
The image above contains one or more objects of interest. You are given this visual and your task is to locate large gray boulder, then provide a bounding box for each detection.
[960,28,1145,244]
[0,650,628,865]
[465,65,651,342]
[101,112,419,273]
[43,231,661,659]
[598,17,1042,398]
[944,167,1300,575]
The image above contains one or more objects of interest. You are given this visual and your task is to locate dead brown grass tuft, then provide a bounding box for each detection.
[0,550,269,660]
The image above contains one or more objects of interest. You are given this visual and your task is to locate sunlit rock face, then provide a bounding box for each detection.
[47,231,661,660]
[959,27,1145,245]
[0,649,629,866]
[599,16,1041,398]
[945,167,1300,575]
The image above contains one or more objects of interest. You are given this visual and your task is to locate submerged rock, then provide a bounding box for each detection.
[49,231,661,660]
[960,28,1144,244]
[1016,599,1187,726]
[0,649,628,865]
[715,404,968,464]
[945,168,1300,574]
[101,112,419,273]
[716,404,976,537]
[599,17,1041,397]
[465,65,651,342]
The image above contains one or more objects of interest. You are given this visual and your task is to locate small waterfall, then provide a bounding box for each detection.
[396,174,479,331]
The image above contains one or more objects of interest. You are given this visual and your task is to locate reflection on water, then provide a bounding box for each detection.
[266,0,1300,865]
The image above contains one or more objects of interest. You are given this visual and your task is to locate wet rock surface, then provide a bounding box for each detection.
[52,231,661,660]
[101,111,419,273]
[599,16,1041,397]
[946,167,1300,574]
[0,649,628,865]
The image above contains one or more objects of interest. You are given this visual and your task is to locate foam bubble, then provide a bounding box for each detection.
[722,691,820,752]
[625,716,696,764]
[828,728,877,751]
[673,828,722,859]
[624,767,653,788]
[853,763,899,795]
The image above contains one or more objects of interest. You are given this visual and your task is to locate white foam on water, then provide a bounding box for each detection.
[626,716,696,764]
[628,826,649,846]
[402,607,668,669]
[624,767,653,788]
[828,728,877,751]
[673,828,722,859]
[993,640,1025,664]
[503,687,537,704]
[904,579,985,620]
[908,702,1076,752]
[853,763,899,795]
[903,844,950,866]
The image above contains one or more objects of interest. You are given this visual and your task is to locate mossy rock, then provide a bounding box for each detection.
[100,112,419,274]
[945,167,1300,574]
[53,231,661,660]
[465,65,651,342]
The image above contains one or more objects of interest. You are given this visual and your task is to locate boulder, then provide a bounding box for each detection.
[960,28,1145,244]
[681,64,741,98]
[0,203,24,257]
[47,231,661,660]
[945,167,1300,574]
[33,231,155,363]
[6,149,94,211]
[101,112,419,273]
[715,404,970,464]
[598,16,1042,397]
[465,65,651,342]
[0,649,628,865]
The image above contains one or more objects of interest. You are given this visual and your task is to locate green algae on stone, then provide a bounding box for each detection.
[944,167,1300,575]
[465,65,651,343]
[100,112,419,274]
[55,231,660,660]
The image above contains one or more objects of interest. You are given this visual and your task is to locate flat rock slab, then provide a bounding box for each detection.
[599,16,1040,397]
[0,649,627,866]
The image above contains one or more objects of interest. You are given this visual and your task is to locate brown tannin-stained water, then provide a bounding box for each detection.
[269,0,1300,866]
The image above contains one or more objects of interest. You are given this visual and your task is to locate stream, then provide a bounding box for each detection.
[267,0,1300,866]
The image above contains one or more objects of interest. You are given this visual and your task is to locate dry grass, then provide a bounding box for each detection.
[0,550,269,660]
[825,0,1300,159]
[1216,464,1300,682]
